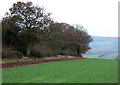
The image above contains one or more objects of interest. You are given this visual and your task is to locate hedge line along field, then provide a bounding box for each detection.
[2,59,118,83]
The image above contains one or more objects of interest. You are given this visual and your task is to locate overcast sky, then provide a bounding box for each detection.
[0,0,119,37]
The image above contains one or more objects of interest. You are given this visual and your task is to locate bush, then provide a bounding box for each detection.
[30,44,57,58]
[2,47,23,59]
[57,49,75,56]
[31,50,43,58]
[58,51,67,56]
[30,45,44,58]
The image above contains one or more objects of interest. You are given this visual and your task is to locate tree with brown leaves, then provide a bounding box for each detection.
[3,1,52,56]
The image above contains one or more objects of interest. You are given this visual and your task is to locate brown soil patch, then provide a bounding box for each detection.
[2,57,87,69]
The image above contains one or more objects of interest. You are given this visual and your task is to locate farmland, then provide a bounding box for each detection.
[2,59,118,83]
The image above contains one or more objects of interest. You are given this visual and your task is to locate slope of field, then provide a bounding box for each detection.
[2,59,118,83]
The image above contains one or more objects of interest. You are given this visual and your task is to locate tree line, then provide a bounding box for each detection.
[2,1,92,59]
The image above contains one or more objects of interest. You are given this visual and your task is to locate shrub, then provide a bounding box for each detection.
[31,44,57,58]
[58,51,67,56]
[2,47,23,59]
[57,49,76,56]
[31,50,43,58]
[30,45,44,58]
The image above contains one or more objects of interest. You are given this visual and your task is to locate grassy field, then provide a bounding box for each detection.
[2,59,118,83]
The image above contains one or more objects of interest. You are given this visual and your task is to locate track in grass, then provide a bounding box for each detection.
[2,59,118,83]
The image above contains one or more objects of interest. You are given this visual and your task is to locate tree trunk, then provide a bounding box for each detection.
[79,54,82,57]
[77,48,80,55]
[76,48,82,57]
[26,44,30,56]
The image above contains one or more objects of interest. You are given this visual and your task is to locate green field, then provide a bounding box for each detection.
[2,59,118,83]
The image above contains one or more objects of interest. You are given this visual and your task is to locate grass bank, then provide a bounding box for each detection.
[2,59,118,83]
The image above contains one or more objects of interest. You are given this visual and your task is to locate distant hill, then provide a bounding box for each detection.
[90,36,118,49]
[88,36,118,54]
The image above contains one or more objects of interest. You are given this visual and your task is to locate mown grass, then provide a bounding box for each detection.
[2,59,118,83]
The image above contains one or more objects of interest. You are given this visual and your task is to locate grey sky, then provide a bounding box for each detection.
[0,0,119,37]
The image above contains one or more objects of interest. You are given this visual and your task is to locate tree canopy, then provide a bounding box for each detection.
[2,1,92,58]
[2,1,52,56]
